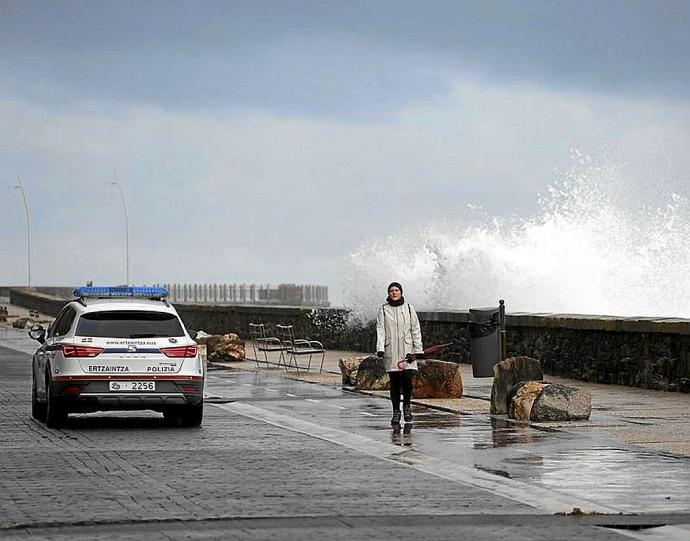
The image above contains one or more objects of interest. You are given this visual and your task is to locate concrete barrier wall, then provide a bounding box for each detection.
[9,288,689,392]
[9,289,68,316]
[419,311,689,393]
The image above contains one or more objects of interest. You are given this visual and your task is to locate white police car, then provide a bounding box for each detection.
[29,286,204,428]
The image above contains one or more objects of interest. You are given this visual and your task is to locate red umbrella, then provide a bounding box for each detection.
[420,342,454,356]
[397,342,454,369]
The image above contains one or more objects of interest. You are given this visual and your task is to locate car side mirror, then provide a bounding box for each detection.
[188,330,198,340]
[28,324,46,344]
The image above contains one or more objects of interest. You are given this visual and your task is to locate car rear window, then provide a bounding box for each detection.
[76,311,185,338]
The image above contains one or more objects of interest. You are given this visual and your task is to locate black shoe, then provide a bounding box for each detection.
[403,405,412,422]
[391,410,401,426]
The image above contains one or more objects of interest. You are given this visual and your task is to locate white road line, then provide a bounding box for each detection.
[359,411,376,417]
[305,398,321,403]
[241,383,253,387]
[329,405,347,410]
[611,525,690,541]
[212,401,621,516]
[265,388,278,392]
[285,393,297,397]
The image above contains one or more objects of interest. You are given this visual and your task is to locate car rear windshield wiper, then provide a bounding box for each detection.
[128,333,159,338]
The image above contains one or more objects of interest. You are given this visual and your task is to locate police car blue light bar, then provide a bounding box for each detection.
[73,286,168,299]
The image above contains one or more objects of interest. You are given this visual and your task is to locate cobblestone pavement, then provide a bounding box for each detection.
[1,339,688,540]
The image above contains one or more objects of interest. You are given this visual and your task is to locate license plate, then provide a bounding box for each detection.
[109,381,156,392]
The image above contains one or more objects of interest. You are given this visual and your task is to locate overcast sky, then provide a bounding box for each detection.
[2,0,689,306]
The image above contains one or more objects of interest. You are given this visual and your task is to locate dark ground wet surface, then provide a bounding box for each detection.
[206,367,690,514]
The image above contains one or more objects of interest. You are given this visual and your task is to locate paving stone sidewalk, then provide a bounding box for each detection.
[231,343,690,457]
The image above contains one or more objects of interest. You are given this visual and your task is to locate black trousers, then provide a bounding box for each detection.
[389,370,413,411]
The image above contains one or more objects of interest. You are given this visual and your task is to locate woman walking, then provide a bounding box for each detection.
[376,282,424,426]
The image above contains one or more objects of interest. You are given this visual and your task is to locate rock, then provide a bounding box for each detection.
[195,329,212,340]
[339,356,365,386]
[490,356,543,414]
[355,355,390,390]
[509,381,548,421]
[200,333,237,351]
[531,384,592,421]
[12,317,28,329]
[206,333,245,362]
[412,359,463,399]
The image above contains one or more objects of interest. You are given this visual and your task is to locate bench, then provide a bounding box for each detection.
[276,324,326,374]
[248,323,289,370]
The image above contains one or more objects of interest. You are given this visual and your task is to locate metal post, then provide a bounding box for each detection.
[109,174,130,286]
[13,176,31,288]
[499,299,507,362]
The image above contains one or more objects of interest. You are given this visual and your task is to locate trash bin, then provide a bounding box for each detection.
[468,307,501,377]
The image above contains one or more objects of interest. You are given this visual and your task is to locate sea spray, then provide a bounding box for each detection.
[344,159,689,320]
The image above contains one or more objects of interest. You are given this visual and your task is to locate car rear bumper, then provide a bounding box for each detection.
[50,377,203,412]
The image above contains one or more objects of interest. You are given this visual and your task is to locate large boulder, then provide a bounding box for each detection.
[531,384,592,421]
[509,381,548,421]
[355,356,390,390]
[412,359,463,399]
[339,356,365,386]
[12,317,28,329]
[206,333,245,363]
[490,356,543,414]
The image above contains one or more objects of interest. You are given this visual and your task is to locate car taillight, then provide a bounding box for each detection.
[160,345,198,358]
[62,345,104,357]
[181,385,199,393]
[64,385,81,394]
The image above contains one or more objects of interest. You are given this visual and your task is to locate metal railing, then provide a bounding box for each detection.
[159,283,329,307]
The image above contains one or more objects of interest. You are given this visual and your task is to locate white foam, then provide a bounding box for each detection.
[344,157,689,320]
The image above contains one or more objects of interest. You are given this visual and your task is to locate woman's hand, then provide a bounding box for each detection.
[405,353,416,362]
[376,351,384,358]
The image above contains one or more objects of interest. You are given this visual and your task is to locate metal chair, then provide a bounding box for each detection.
[248,323,288,370]
[276,324,326,374]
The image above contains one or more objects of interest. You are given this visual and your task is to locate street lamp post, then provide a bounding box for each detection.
[109,175,130,286]
[13,176,31,288]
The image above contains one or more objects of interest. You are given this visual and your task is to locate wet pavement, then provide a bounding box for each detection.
[2,302,690,538]
[205,366,690,515]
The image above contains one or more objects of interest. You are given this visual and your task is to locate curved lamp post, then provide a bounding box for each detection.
[13,176,31,288]
[109,174,130,286]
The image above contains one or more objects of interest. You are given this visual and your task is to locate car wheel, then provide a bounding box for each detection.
[181,401,203,427]
[31,374,46,421]
[163,407,182,427]
[45,375,67,428]
[164,402,203,427]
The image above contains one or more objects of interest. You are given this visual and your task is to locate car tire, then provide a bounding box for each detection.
[163,407,182,427]
[45,375,67,428]
[181,401,203,427]
[31,374,46,421]
[164,402,203,428]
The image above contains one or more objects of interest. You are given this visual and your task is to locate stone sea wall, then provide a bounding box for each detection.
[9,288,689,392]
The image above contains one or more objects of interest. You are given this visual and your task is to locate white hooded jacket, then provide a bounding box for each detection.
[376,302,424,372]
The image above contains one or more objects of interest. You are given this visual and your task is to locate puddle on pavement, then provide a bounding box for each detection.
[502,446,690,512]
[209,368,690,512]
[364,405,689,512]
[408,413,555,449]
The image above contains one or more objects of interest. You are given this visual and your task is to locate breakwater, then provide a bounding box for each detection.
[9,288,689,392]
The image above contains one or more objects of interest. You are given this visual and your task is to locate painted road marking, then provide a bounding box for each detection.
[286,393,297,397]
[212,401,620,516]
[329,405,347,410]
[359,411,376,417]
[305,399,321,403]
